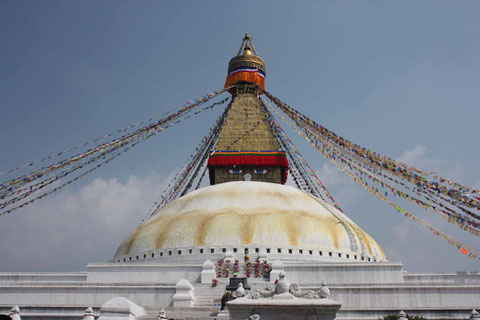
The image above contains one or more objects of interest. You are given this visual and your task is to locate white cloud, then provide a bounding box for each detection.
[0,172,169,272]
[286,162,362,206]
[397,144,429,165]
[316,162,352,188]
[397,144,467,182]
[315,163,362,205]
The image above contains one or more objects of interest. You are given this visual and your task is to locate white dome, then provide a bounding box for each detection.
[114,181,385,263]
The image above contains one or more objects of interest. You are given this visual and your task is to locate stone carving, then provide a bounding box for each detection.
[247,290,261,300]
[258,283,275,297]
[397,311,408,320]
[157,309,167,320]
[289,283,317,299]
[275,273,290,294]
[9,306,21,320]
[470,310,480,320]
[82,307,95,320]
[248,314,260,320]
[234,282,246,298]
[319,281,331,298]
[244,271,330,300]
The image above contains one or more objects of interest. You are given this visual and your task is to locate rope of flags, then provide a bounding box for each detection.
[194,165,209,190]
[142,99,233,221]
[264,91,480,212]
[262,90,479,260]
[262,99,342,211]
[0,90,231,216]
[0,94,230,197]
[327,143,480,233]
[270,112,328,203]
[265,92,480,233]
[0,98,228,177]
[265,109,480,236]
[2,80,478,262]
[330,149,480,260]
[0,132,149,216]
[331,152,480,260]
[1,102,220,202]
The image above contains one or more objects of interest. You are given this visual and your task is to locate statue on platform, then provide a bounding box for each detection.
[243,271,330,300]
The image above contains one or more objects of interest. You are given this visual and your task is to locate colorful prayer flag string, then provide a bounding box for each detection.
[142,99,233,221]
[263,90,480,211]
[260,89,479,261]
[0,91,231,216]
[262,99,342,210]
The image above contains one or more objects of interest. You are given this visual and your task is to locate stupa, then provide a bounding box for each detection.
[113,34,384,264]
[0,34,478,320]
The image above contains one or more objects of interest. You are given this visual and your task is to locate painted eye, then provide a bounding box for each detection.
[253,169,268,175]
[228,169,243,174]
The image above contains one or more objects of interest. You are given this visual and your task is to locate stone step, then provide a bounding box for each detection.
[193,285,227,307]
[192,277,274,307]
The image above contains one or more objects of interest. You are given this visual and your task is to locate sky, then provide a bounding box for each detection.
[0,0,479,273]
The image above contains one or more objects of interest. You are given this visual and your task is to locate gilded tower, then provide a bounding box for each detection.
[207,33,289,185]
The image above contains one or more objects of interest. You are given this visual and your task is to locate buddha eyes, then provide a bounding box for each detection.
[227,169,269,175]
[228,169,243,174]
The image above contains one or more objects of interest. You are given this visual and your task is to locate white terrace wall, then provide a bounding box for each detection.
[0,282,175,309]
[283,262,405,285]
[0,272,86,283]
[86,263,203,284]
[1,261,479,320]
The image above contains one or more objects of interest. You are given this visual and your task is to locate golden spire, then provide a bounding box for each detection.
[210,34,288,186]
[237,33,258,56]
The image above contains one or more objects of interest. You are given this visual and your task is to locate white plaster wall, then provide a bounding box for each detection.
[403,272,480,284]
[1,261,479,320]
[0,284,175,308]
[0,306,99,320]
[0,273,86,284]
[326,285,480,309]
[284,262,405,284]
[86,263,202,284]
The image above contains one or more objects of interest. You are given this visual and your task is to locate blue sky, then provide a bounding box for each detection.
[0,0,479,272]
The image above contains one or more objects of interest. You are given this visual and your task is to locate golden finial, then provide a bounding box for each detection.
[237,32,258,56]
[226,33,266,93]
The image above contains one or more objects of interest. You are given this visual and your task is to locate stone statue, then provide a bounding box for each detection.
[244,271,330,300]
[157,308,167,320]
[397,311,408,320]
[9,306,21,320]
[82,307,95,320]
[319,281,331,298]
[470,310,480,320]
[248,314,260,320]
[234,282,246,298]
[258,283,275,298]
[275,272,290,294]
